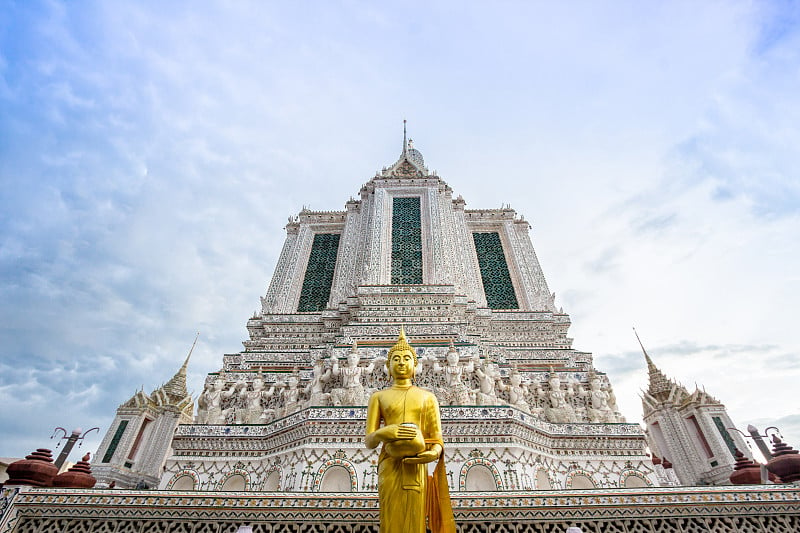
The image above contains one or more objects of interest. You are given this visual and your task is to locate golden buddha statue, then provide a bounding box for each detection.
[365,328,455,533]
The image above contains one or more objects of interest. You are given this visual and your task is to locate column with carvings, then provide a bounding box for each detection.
[261,221,300,313]
[505,216,554,311]
[450,195,485,304]
[329,199,363,305]
[426,185,455,286]
[362,187,389,285]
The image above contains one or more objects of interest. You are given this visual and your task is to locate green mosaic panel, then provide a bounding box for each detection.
[102,419,129,463]
[297,233,340,312]
[473,232,519,309]
[391,197,423,284]
[713,416,737,458]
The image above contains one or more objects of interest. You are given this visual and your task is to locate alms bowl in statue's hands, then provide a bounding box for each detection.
[383,422,426,458]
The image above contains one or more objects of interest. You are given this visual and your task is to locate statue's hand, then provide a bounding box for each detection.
[402,446,442,465]
[382,424,417,442]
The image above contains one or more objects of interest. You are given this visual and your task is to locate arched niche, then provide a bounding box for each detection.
[319,465,353,492]
[464,464,497,491]
[220,474,247,491]
[263,470,280,491]
[171,474,196,491]
[536,468,552,490]
[624,474,649,488]
[569,474,595,489]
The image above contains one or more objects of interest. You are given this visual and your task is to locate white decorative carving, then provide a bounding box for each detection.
[473,356,502,406]
[427,343,478,405]
[329,343,375,406]
[197,377,236,424]
[238,376,276,424]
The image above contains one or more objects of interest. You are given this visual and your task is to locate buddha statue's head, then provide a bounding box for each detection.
[387,327,418,379]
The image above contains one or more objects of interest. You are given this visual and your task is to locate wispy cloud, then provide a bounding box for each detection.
[1,1,799,459]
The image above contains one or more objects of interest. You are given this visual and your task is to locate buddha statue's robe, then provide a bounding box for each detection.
[366,384,442,533]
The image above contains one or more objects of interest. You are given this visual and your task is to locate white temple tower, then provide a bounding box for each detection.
[638,338,748,485]
[93,353,194,488]
[81,128,656,492]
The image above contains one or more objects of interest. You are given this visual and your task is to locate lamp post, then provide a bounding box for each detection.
[728,425,783,483]
[748,425,782,461]
[727,425,782,462]
[50,427,100,469]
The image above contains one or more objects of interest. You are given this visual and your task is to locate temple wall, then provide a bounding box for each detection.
[157,406,654,494]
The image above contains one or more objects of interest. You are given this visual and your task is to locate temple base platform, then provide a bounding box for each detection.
[2,485,799,533]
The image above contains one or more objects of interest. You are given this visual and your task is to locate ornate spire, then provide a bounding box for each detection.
[161,333,198,401]
[402,119,407,155]
[391,120,425,171]
[634,328,677,401]
[633,328,656,369]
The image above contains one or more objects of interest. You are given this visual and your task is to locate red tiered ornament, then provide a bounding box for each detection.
[52,452,97,488]
[4,449,59,487]
[766,436,800,483]
[729,448,780,485]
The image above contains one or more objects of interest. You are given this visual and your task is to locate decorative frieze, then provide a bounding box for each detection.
[4,486,800,533]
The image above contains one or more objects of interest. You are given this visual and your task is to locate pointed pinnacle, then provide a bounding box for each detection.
[633,327,655,368]
[634,327,678,399]
[162,334,198,400]
[180,332,200,372]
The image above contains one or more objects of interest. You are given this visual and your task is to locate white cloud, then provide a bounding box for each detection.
[1,0,799,461]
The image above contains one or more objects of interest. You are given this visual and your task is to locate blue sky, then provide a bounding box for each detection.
[1,1,799,463]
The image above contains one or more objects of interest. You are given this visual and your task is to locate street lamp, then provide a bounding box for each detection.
[727,425,782,462]
[50,427,100,469]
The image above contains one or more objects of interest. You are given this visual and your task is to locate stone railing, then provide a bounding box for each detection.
[171,406,646,457]
[174,406,643,439]
[356,284,456,295]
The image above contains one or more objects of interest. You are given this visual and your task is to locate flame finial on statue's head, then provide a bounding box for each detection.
[388,326,417,363]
